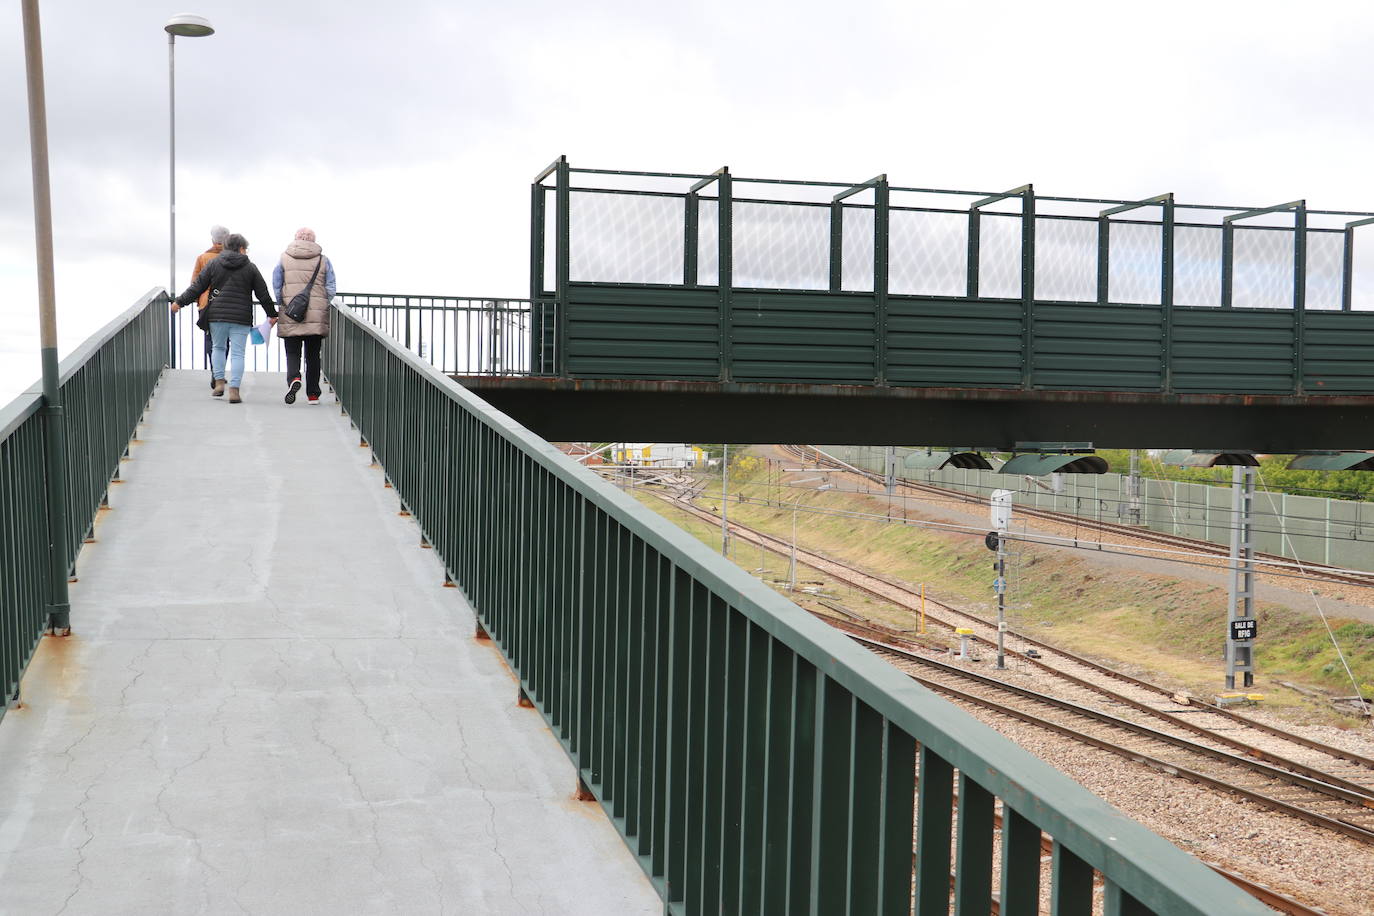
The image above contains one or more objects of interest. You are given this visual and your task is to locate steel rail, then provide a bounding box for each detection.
[644,482,1374,782]
[861,640,1374,846]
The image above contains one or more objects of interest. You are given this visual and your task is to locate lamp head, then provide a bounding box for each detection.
[164,14,214,38]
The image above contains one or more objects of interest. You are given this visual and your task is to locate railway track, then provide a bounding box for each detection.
[629,483,1356,914]
[779,444,1374,592]
[651,484,1374,781]
[637,483,1374,840]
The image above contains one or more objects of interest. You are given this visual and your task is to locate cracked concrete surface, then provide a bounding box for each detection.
[0,371,659,915]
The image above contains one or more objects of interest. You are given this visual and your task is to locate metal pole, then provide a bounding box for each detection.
[21,0,72,635]
[167,32,178,366]
[1226,466,1256,689]
[789,499,798,592]
[1128,448,1142,525]
[995,537,1007,669]
[721,443,729,557]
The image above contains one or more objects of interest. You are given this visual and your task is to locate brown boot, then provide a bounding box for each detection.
[227,387,242,404]
[212,379,226,397]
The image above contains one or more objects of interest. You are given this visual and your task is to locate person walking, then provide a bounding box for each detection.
[272,227,335,404]
[172,224,230,386]
[173,233,278,403]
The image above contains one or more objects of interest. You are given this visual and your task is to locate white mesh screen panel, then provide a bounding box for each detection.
[732,201,829,289]
[890,210,966,296]
[1035,217,1097,302]
[1108,221,1162,304]
[569,191,684,284]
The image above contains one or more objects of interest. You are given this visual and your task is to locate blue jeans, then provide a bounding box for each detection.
[209,322,251,388]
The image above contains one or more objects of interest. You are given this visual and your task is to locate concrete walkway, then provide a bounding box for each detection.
[0,370,659,915]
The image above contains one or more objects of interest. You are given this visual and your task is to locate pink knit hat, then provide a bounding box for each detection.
[294,227,316,242]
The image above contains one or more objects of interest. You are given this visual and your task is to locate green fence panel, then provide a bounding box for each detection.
[326,304,1267,915]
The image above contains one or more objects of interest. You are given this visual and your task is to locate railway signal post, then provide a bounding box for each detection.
[1227,465,1257,688]
[990,489,1014,669]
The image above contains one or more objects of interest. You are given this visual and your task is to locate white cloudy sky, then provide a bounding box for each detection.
[3,0,1374,401]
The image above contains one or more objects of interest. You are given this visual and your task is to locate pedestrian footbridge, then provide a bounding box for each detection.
[0,290,1269,913]
[442,159,1374,452]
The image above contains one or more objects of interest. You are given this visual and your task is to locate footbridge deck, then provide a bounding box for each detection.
[0,369,657,913]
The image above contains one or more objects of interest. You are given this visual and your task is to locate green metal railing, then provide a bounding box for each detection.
[337,293,555,376]
[325,300,1266,915]
[1,288,167,717]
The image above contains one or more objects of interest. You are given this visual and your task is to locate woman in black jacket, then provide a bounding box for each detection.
[172,233,278,403]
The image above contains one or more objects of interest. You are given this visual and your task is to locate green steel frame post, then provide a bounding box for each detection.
[1021,187,1036,389]
[690,167,731,382]
[1162,198,1175,393]
[875,178,889,386]
[1293,202,1307,394]
[719,171,732,383]
[969,183,1032,344]
[1223,200,1305,389]
[555,156,570,377]
[833,175,887,383]
[529,181,547,373]
[22,0,72,633]
[684,192,699,287]
[967,208,981,298]
[1100,194,1174,392]
[1342,215,1374,311]
[829,200,842,292]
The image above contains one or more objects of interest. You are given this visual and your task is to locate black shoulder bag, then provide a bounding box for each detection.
[283,256,324,323]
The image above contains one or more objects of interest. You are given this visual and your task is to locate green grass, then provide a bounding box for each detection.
[638,459,1374,725]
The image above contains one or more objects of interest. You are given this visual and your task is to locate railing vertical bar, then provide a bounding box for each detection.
[953,774,995,914]
[878,722,916,915]
[915,745,954,915]
[1050,841,1094,916]
[999,807,1042,916]
[785,657,818,913]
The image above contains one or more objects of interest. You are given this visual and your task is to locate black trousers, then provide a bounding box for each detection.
[284,335,324,397]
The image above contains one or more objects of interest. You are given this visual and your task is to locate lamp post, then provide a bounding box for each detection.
[164,14,214,364]
[21,0,72,636]
[788,479,833,592]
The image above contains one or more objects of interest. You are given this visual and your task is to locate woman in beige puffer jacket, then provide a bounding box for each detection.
[272,227,336,404]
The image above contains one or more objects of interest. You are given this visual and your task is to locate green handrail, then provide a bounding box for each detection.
[324,300,1267,915]
[0,288,167,718]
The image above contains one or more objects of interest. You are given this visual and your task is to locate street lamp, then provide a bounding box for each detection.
[788,479,834,592]
[164,14,214,361]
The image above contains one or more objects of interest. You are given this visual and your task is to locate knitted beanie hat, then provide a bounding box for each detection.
[294,227,316,243]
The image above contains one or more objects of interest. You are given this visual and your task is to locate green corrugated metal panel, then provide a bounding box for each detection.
[1170,308,1296,393]
[1304,313,1374,394]
[731,291,876,384]
[1030,302,1165,390]
[566,286,720,379]
[887,297,1024,388]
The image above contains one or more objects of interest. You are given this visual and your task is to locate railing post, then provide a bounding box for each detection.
[530,181,548,374]
[829,199,842,292]
[875,176,889,387]
[1162,198,1175,393]
[556,155,571,378]
[719,168,733,383]
[1293,202,1306,394]
[685,191,699,287]
[1221,219,1235,309]
[966,207,981,298]
[1021,186,1036,389]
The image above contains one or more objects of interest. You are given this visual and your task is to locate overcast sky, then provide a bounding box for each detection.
[3,0,1374,402]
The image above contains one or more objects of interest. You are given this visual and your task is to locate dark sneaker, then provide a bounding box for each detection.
[307,395,321,404]
[285,378,302,404]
